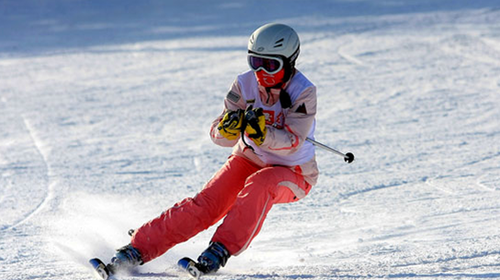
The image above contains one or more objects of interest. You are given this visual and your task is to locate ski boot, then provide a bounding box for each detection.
[90,244,143,279]
[109,244,143,273]
[197,242,230,273]
[178,242,230,279]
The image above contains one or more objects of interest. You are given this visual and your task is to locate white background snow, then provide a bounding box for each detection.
[1,0,500,279]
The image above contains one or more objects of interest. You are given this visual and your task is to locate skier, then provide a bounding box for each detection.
[96,22,318,277]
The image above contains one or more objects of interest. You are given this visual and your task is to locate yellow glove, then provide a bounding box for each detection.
[244,107,267,146]
[217,109,244,140]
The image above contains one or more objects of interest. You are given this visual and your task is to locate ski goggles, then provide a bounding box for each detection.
[247,54,284,74]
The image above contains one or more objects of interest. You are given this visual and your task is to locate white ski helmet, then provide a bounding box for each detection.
[248,23,300,82]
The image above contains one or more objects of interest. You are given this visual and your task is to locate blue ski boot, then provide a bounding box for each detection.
[197,242,230,274]
[108,244,143,274]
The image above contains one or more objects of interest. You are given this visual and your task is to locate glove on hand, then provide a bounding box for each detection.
[217,109,244,140]
[244,107,267,146]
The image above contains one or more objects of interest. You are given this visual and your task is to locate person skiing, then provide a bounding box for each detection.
[94,22,318,278]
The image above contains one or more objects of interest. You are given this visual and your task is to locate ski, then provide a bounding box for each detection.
[89,258,112,279]
[178,257,203,279]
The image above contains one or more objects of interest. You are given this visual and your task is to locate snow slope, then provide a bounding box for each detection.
[1,1,500,279]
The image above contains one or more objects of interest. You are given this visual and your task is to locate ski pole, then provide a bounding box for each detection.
[306,137,355,163]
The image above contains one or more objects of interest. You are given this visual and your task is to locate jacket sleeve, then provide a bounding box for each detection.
[259,86,317,156]
[209,79,247,147]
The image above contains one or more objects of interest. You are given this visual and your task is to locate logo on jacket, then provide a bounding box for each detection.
[263,110,284,129]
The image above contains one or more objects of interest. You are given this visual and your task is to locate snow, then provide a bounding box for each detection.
[1,0,500,279]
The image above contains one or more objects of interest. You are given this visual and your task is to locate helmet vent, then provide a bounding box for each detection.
[274,38,284,48]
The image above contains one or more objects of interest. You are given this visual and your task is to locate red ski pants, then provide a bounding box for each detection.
[130,155,311,262]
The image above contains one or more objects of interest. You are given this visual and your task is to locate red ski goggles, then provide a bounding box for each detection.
[247,54,284,74]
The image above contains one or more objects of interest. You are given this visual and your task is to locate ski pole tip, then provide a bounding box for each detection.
[344,152,355,163]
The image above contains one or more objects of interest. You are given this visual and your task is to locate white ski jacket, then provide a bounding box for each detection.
[210,70,319,186]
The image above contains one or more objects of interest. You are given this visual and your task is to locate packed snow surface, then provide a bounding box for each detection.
[1,1,500,279]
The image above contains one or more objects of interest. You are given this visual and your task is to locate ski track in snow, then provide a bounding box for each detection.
[1,1,500,280]
[0,103,53,231]
[4,116,56,230]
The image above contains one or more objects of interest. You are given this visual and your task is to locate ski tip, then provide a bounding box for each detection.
[178,257,202,279]
[177,257,193,268]
[89,258,110,280]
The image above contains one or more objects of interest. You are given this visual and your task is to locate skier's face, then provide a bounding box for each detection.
[255,68,285,88]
